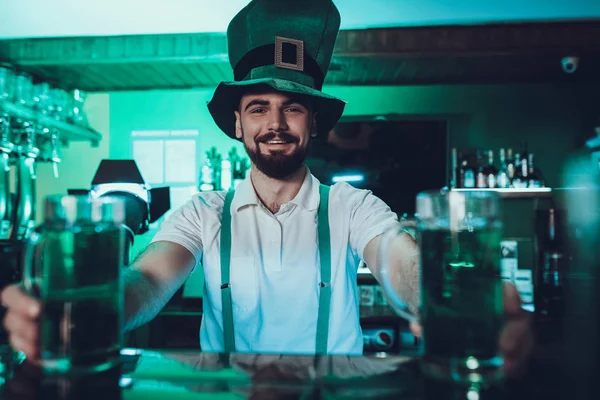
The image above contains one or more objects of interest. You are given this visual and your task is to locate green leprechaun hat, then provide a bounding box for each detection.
[207,0,347,139]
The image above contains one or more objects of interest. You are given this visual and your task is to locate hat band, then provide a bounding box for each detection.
[234,43,325,90]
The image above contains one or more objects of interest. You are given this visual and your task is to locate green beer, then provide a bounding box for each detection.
[38,222,123,373]
[377,189,504,382]
[421,228,504,367]
[24,195,125,374]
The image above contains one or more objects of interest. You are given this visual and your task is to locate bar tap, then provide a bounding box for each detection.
[10,119,38,240]
[36,126,61,178]
[0,114,14,240]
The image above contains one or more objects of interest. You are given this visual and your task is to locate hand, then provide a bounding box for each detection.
[1,284,42,362]
[409,282,534,379]
[499,281,534,378]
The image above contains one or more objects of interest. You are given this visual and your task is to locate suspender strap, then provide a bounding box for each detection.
[220,190,236,353]
[315,184,332,354]
[219,184,332,354]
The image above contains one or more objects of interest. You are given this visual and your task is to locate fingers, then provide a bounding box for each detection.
[1,285,41,319]
[409,321,422,338]
[1,284,42,361]
[499,283,535,379]
[502,282,523,318]
[3,311,40,345]
[8,333,40,360]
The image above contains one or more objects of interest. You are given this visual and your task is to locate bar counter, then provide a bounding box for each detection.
[2,340,574,400]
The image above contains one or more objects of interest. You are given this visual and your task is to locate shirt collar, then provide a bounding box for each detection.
[231,167,320,212]
[231,175,260,211]
[289,167,320,211]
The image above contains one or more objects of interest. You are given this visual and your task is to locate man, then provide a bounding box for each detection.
[1,0,531,374]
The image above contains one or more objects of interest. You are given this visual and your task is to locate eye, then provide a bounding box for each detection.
[286,107,302,113]
[250,108,265,114]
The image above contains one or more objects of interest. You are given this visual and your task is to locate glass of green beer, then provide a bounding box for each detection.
[22,195,125,375]
[378,189,504,383]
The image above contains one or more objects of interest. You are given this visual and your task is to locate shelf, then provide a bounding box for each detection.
[0,99,102,146]
[452,188,552,199]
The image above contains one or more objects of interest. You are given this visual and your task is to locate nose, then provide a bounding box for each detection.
[267,110,288,131]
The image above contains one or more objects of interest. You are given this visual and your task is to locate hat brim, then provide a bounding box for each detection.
[207,78,346,140]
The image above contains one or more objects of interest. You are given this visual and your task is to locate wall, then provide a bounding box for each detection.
[35,94,110,223]
[109,89,244,160]
[110,82,600,190]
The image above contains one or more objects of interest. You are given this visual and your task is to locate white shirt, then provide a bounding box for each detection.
[151,169,399,354]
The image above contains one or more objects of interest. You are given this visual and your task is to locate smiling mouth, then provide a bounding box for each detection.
[263,140,292,145]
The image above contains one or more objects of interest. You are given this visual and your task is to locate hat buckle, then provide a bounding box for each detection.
[274,36,305,72]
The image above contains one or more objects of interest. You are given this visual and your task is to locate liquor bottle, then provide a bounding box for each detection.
[476,150,488,188]
[497,148,510,188]
[527,153,543,188]
[451,148,458,188]
[230,147,247,189]
[519,141,529,168]
[506,148,516,185]
[536,208,565,320]
[462,159,475,188]
[199,153,215,192]
[512,153,529,188]
[484,150,498,188]
[214,153,223,191]
[221,157,232,191]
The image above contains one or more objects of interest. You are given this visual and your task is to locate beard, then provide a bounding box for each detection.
[243,129,308,180]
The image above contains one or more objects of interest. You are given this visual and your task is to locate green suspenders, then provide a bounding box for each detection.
[315,184,332,354]
[220,190,236,353]
[219,184,332,354]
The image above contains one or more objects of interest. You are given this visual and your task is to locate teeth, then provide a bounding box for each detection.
[266,140,287,144]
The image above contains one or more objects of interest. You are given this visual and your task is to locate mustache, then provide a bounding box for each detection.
[255,132,298,144]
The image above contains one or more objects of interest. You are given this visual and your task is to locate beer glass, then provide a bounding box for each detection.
[22,195,126,375]
[378,189,504,382]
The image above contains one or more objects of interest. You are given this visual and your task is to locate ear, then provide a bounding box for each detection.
[234,110,243,139]
[310,112,318,137]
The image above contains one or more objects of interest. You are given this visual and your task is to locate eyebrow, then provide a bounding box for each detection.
[243,98,308,112]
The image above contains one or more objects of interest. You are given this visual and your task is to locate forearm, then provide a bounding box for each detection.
[120,241,197,332]
[122,267,173,332]
[367,232,420,315]
[388,232,420,314]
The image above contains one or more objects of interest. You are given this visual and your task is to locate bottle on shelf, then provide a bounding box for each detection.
[506,148,516,185]
[484,149,498,188]
[497,148,510,188]
[451,148,459,188]
[462,156,475,188]
[451,146,547,190]
[519,141,529,169]
[512,153,529,188]
[527,153,544,188]
[221,156,232,191]
[214,153,223,191]
[476,150,488,188]
[199,152,215,192]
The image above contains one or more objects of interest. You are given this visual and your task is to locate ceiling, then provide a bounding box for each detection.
[2,0,600,39]
[1,21,600,91]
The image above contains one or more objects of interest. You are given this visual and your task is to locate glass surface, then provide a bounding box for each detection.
[379,189,504,383]
[0,348,563,400]
[23,195,125,375]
